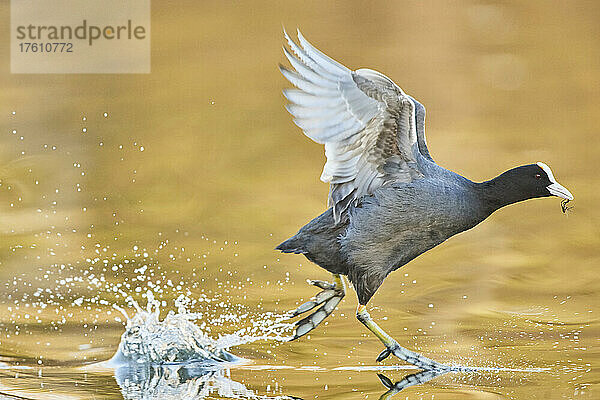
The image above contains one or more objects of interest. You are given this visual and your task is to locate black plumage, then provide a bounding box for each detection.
[276,30,573,369]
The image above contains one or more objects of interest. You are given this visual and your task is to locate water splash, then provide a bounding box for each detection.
[108,290,293,366]
[105,291,298,399]
[215,310,294,349]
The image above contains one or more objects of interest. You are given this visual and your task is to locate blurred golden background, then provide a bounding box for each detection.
[0,1,598,399]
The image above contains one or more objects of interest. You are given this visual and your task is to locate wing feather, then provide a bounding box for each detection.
[281,30,431,223]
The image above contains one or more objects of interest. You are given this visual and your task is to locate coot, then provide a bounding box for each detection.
[277,30,573,370]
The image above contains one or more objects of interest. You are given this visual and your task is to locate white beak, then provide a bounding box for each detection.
[547,182,574,200]
[537,162,574,200]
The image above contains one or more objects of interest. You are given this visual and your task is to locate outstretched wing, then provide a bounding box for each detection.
[409,95,433,162]
[281,30,430,223]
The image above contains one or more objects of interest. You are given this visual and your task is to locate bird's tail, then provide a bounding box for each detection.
[275,235,306,254]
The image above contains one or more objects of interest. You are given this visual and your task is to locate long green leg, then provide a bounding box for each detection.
[356,305,449,371]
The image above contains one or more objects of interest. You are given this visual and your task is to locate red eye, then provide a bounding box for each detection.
[535,174,542,179]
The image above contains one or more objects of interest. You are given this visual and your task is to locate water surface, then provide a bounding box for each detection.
[0,1,598,399]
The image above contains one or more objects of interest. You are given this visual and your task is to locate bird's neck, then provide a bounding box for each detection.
[475,172,528,214]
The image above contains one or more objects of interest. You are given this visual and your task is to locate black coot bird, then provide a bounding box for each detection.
[276,30,573,370]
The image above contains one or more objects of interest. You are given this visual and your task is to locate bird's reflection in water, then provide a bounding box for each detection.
[376,370,448,400]
[112,362,448,400]
[113,362,302,400]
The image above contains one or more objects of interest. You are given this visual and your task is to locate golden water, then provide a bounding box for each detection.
[0,1,598,399]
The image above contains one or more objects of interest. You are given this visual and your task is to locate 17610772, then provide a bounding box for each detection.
[18,42,73,52]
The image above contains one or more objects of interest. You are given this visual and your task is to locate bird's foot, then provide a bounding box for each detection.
[306,279,336,290]
[376,341,451,371]
[286,275,345,340]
